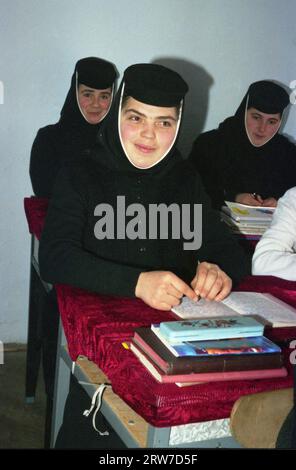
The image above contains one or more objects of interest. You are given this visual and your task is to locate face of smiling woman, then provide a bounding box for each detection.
[77,84,112,124]
[119,97,178,169]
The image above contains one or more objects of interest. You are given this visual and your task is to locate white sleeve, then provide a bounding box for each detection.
[252,188,296,280]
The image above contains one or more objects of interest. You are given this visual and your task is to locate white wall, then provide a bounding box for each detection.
[0,0,296,342]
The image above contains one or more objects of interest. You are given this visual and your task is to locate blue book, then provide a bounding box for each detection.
[151,324,279,358]
[159,316,264,341]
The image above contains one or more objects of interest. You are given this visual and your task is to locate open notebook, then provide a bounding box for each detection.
[171,292,296,328]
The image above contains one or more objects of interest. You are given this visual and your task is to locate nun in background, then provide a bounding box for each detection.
[30,56,117,198]
[39,63,250,447]
[188,80,296,209]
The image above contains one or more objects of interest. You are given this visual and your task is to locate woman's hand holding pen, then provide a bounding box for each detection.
[191,262,232,302]
[135,271,198,311]
[235,192,263,206]
[135,262,232,310]
[261,197,277,207]
[235,192,277,207]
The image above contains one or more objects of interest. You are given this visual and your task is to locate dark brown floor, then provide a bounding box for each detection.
[0,345,46,448]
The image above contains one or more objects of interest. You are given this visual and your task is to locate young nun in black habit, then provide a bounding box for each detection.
[39,63,250,448]
[30,56,117,198]
[188,80,296,209]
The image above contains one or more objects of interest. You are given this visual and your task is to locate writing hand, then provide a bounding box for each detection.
[190,261,232,302]
[235,193,263,206]
[135,271,198,311]
[261,197,277,207]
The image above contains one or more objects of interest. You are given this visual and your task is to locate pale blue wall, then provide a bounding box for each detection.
[0,0,296,341]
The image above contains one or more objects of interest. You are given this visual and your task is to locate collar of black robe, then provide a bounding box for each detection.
[96,63,188,175]
[59,57,117,130]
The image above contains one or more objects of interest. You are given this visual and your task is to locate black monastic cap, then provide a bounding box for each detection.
[248,80,289,114]
[76,57,117,89]
[123,63,189,107]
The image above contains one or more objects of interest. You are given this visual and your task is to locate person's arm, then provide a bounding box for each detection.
[252,188,296,280]
[29,128,59,198]
[39,166,142,297]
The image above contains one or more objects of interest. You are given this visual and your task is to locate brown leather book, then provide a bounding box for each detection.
[132,327,283,375]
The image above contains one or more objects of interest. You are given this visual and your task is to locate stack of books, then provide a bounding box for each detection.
[130,315,287,385]
[221,201,275,239]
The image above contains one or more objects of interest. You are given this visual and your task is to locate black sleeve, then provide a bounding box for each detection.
[38,167,142,297]
[188,131,226,209]
[29,128,59,198]
[194,176,251,285]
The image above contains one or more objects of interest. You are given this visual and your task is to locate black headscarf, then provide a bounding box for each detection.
[217,80,294,200]
[96,63,188,175]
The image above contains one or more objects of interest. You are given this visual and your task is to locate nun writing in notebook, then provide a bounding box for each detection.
[189,80,296,209]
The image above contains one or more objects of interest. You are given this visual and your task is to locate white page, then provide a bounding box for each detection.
[172,292,296,327]
[171,297,238,319]
[223,292,296,327]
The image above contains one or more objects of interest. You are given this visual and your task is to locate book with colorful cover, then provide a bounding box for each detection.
[151,323,281,358]
[130,341,287,384]
[133,327,283,375]
[159,315,264,341]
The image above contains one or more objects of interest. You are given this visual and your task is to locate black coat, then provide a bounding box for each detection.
[39,73,250,297]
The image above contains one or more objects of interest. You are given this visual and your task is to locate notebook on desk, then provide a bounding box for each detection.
[171,292,296,328]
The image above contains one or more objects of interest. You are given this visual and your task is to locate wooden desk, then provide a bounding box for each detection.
[51,323,242,448]
[51,321,294,448]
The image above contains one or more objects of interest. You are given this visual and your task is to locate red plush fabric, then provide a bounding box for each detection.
[24,199,296,427]
[24,197,49,240]
[55,282,296,427]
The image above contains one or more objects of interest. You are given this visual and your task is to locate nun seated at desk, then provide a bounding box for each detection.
[188,80,296,210]
[38,63,250,448]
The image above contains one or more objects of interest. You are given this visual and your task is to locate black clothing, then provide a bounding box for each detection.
[39,155,250,295]
[39,65,250,294]
[189,82,296,209]
[30,124,99,198]
[55,375,126,449]
[30,57,117,198]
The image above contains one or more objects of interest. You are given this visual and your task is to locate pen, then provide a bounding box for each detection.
[252,193,263,203]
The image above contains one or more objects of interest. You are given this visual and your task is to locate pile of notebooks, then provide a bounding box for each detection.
[130,315,287,385]
[220,201,275,239]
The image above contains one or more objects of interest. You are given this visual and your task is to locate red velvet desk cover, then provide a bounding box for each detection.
[24,197,296,427]
[24,197,49,240]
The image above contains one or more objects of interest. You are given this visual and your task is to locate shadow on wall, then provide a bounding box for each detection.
[152,57,213,158]
[272,80,296,145]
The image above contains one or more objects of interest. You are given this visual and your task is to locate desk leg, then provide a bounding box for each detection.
[25,256,43,403]
[50,321,70,448]
[146,425,171,447]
